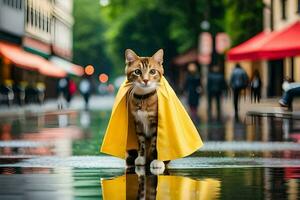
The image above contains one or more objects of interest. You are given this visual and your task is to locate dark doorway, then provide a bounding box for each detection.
[267,59,284,97]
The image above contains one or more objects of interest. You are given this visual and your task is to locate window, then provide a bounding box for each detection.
[30,7,34,26]
[281,0,287,20]
[270,0,274,30]
[42,14,45,31]
[38,11,41,29]
[2,0,22,9]
[298,0,300,13]
[18,0,22,9]
[34,10,38,27]
[26,3,29,23]
[46,17,50,32]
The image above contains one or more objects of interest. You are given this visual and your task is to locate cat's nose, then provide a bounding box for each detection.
[143,79,149,85]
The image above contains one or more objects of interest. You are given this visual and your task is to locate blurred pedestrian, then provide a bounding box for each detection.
[36,82,46,105]
[57,77,68,109]
[0,80,14,107]
[25,83,36,104]
[207,65,227,120]
[230,63,249,120]
[79,77,92,110]
[13,81,26,106]
[250,70,262,103]
[67,79,77,105]
[184,63,202,123]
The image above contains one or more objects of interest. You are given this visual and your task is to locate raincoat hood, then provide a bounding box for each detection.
[100,76,203,161]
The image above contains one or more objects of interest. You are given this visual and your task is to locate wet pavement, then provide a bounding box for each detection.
[0,101,300,199]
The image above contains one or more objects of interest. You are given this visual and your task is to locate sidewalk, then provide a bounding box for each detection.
[0,95,115,117]
[196,95,300,120]
[1,93,300,119]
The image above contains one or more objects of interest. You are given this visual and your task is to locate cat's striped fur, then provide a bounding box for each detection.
[125,49,165,172]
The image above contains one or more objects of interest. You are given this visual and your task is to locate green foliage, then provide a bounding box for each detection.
[73,0,112,76]
[72,110,110,156]
[224,0,264,46]
[73,0,264,77]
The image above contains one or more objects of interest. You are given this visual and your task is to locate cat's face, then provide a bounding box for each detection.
[125,49,164,94]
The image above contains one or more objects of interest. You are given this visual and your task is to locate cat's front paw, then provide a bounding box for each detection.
[150,160,165,175]
[135,156,146,166]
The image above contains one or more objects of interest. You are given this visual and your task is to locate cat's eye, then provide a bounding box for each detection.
[149,69,156,75]
[134,69,142,76]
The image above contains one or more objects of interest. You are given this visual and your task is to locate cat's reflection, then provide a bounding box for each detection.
[101,167,221,200]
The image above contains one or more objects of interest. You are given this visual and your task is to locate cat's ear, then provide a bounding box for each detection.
[152,49,164,65]
[125,49,138,64]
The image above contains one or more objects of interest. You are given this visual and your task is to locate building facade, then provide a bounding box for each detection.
[263,0,300,96]
[226,0,300,98]
[24,0,52,58]
[0,0,24,40]
[52,0,73,60]
[0,0,79,102]
[0,0,24,84]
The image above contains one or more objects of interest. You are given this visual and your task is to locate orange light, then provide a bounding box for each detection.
[99,73,108,83]
[85,65,94,75]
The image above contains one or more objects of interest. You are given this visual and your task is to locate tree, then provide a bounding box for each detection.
[224,0,264,46]
[73,0,264,77]
[73,0,112,76]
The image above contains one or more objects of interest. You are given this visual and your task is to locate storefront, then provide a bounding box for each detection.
[226,21,300,97]
[0,41,66,102]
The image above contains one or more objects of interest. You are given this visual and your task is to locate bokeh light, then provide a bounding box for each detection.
[99,0,109,6]
[99,73,108,83]
[107,83,115,93]
[85,65,94,75]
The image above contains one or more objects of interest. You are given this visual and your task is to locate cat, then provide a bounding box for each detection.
[125,49,165,173]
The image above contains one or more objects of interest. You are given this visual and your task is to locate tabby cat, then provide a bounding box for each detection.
[125,49,165,172]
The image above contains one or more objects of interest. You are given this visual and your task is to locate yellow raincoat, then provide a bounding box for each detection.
[101,174,221,200]
[100,76,203,161]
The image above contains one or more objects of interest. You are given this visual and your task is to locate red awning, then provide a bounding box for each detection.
[227,32,274,61]
[227,21,300,61]
[0,41,66,78]
[258,21,300,59]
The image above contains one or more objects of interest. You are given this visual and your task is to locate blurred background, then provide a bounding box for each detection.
[1,1,300,199]
[0,0,299,115]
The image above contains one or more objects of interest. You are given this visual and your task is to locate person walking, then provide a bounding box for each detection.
[57,77,68,109]
[184,63,202,123]
[207,65,227,121]
[79,77,92,110]
[230,63,249,120]
[67,79,77,105]
[250,70,262,103]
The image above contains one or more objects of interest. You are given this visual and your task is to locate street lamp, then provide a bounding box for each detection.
[200,20,210,31]
[99,0,109,6]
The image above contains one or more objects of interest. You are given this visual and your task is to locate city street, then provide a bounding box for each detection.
[1,0,300,199]
[0,95,300,199]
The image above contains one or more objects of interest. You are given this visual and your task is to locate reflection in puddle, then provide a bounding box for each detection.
[58,114,69,127]
[0,167,299,199]
[1,111,300,157]
[1,110,300,199]
[80,111,91,128]
[101,172,221,200]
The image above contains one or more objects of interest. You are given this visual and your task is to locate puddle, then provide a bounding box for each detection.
[0,110,300,199]
[0,167,299,199]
